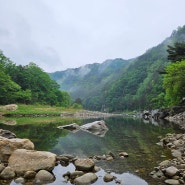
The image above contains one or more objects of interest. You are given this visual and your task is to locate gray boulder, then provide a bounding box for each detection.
[8,149,56,176]
[81,120,108,137]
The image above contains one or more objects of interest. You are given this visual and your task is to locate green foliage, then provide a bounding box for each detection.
[167,42,185,62]
[0,52,71,107]
[163,61,185,105]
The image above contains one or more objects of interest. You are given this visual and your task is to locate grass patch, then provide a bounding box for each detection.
[0,104,82,116]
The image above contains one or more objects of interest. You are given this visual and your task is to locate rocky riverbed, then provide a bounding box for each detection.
[0,129,129,185]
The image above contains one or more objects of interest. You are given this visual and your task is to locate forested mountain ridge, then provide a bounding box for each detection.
[49,58,133,100]
[0,55,71,107]
[50,25,185,112]
[104,26,185,112]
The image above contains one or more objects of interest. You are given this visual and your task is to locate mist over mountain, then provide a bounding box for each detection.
[49,25,185,112]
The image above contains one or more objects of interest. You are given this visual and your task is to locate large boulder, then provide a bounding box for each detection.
[0,137,34,162]
[8,149,56,176]
[81,120,108,137]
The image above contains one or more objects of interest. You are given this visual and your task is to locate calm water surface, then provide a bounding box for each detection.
[0,116,180,185]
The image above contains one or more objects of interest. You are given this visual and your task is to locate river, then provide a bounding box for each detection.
[0,116,181,185]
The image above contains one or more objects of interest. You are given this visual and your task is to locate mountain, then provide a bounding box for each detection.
[49,58,133,108]
[50,25,185,112]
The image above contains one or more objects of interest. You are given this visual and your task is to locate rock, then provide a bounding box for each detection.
[103,173,115,182]
[0,137,34,162]
[80,120,108,137]
[57,123,80,131]
[173,140,184,147]
[119,152,129,157]
[24,171,37,179]
[0,129,16,139]
[165,179,180,185]
[8,149,56,176]
[165,166,179,177]
[1,120,17,125]
[58,156,70,163]
[159,160,171,167]
[35,170,55,184]
[142,110,150,120]
[74,172,98,185]
[106,156,114,161]
[14,177,25,184]
[0,166,15,179]
[70,171,84,179]
[62,154,76,161]
[4,104,18,111]
[0,163,5,173]
[74,158,95,172]
[94,166,101,172]
[108,151,116,159]
[171,150,182,158]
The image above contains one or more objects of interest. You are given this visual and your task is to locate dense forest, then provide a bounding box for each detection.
[50,25,185,112]
[0,53,71,107]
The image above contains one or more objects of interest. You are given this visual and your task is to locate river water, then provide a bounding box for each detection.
[0,116,181,185]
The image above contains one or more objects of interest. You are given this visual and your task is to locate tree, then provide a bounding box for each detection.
[167,42,185,62]
[163,61,185,105]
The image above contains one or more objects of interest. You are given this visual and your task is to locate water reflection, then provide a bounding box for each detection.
[0,116,179,185]
[49,164,148,185]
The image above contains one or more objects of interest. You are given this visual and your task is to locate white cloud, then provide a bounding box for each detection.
[0,0,185,72]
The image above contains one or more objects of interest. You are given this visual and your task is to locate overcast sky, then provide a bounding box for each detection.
[0,0,185,72]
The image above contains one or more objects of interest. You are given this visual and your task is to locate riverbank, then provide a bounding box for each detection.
[0,104,121,119]
[151,133,185,185]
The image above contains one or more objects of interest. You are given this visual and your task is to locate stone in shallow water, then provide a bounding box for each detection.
[74,172,98,185]
[165,179,179,185]
[103,173,114,182]
[74,158,95,171]
[35,170,55,183]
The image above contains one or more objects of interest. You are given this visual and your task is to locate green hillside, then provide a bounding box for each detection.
[49,58,132,109]
[103,26,185,112]
[51,25,185,112]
